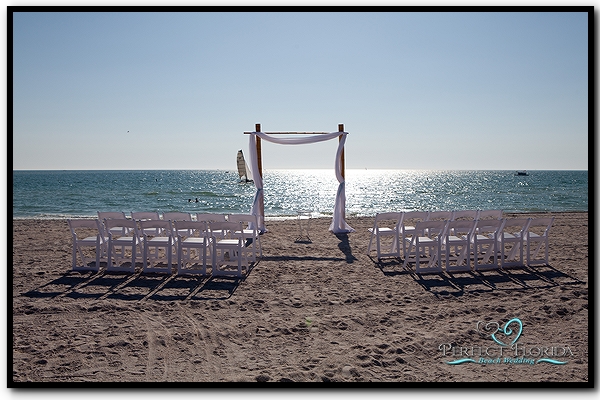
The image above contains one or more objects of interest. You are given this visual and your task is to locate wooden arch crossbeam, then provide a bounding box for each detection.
[243,123,346,181]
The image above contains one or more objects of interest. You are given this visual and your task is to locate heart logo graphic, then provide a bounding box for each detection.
[491,318,523,347]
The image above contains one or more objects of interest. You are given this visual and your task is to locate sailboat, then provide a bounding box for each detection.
[237,150,254,183]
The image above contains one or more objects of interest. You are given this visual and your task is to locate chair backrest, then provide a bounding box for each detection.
[227,213,258,228]
[371,212,403,232]
[402,211,429,220]
[132,212,162,235]
[67,219,103,238]
[131,211,160,221]
[445,219,476,237]
[474,218,503,237]
[98,212,129,236]
[173,220,208,238]
[477,209,503,220]
[138,219,173,237]
[196,213,228,223]
[427,211,453,221]
[209,221,244,240]
[162,212,192,222]
[413,220,448,238]
[98,211,127,220]
[526,217,554,238]
[451,210,478,221]
[500,218,531,236]
[400,211,429,231]
[103,218,139,238]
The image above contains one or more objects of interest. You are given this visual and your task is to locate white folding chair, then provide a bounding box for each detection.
[209,221,248,278]
[228,213,262,262]
[497,218,531,269]
[98,211,129,236]
[105,218,142,273]
[196,213,228,239]
[67,219,106,272]
[131,211,161,236]
[163,212,193,236]
[196,213,227,223]
[448,210,478,236]
[175,220,211,276]
[443,219,476,273]
[524,217,554,266]
[402,220,447,274]
[366,212,403,261]
[471,219,503,271]
[400,211,429,259]
[140,219,174,274]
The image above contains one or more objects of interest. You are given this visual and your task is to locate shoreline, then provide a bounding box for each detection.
[11,209,590,221]
[12,212,589,383]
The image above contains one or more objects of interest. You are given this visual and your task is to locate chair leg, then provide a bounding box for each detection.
[367,232,374,254]
[72,246,77,270]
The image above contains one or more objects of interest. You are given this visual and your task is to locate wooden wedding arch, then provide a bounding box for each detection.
[243,123,353,234]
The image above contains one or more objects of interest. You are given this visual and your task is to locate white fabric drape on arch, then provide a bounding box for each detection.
[247,131,355,234]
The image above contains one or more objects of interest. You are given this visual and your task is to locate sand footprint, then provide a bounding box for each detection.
[143,314,171,381]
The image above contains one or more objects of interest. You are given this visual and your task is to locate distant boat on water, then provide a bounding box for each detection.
[515,170,529,176]
[237,150,254,183]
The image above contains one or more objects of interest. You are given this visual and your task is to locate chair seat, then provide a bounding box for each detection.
[79,236,100,244]
[415,237,435,244]
[216,239,241,246]
[368,227,396,235]
[182,237,208,245]
[474,234,493,241]
[113,237,138,244]
[147,237,170,244]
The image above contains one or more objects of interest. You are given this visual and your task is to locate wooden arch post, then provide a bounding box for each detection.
[338,123,345,180]
[255,123,263,179]
[255,123,264,222]
[338,123,345,221]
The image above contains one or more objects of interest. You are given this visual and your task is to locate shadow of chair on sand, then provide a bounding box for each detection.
[371,257,585,298]
[21,265,252,302]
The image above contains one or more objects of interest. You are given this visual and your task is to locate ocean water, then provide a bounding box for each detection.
[12,169,588,220]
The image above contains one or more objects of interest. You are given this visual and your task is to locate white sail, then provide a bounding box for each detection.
[237,150,253,182]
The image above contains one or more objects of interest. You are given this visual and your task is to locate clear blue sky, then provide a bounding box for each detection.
[12,10,589,170]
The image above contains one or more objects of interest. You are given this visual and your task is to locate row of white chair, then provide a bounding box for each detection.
[367,210,502,261]
[68,213,261,278]
[367,210,554,274]
[98,211,241,236]
[100,211,232,224]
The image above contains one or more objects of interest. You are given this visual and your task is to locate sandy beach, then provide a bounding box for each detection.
[11,212,589,385]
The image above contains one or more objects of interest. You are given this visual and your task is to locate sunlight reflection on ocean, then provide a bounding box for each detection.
[12,169,588,219]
